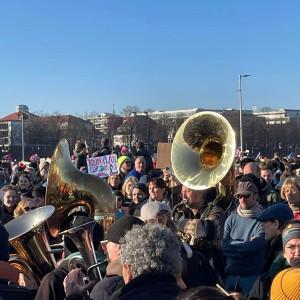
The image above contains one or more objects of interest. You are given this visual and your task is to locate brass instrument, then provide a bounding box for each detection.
[46,139,115,237]
[171,111,236,190]
[60,220,102,281]
[5,205,56,283]
[46,139,115,281]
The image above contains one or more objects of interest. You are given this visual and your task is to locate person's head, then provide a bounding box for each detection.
[107,174,122,189]
[77,143,87,154]
[121,176,139,198]
[256,203,293,241]
[118,156,132,173]
[235,181,259,210]
[132,183,148,204]
[103,216,144,262]
[32,185,46,207]
[281,177,300,211]
[178,286,244,300]
[134,156,146,173]
[148,177,166,202]
[243,162,260,178]
[120,224,182,284]
[136,141,144,150]
[181,186,204,209]
[282,221,300,267]
[17,173,32,192]
[1,184,19,212]
[140,201,171,226]
[260,166,273,185]
[39,160,50,180]
[270,268,300,300]
[13,197,37,218]
[24,167,36,183]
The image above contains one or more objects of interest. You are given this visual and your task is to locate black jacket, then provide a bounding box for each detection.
[109,272,180,300]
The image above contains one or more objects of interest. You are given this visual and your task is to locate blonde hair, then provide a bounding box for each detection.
[13,198,36,218]
[281,176,300,200]
[121,176,139,197]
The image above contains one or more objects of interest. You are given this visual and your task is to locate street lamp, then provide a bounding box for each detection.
[20,111,30,161]
[238,74,251,152]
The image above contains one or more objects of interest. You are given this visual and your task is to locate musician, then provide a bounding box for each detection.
[173,186,225,278]
[173,186,225,251]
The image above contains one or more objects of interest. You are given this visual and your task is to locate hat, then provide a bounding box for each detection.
[271,268,300,300]
[120,145,128,154]
[282,221,300,248]
[140,201,171,221]
[256,203,293,222]
[117,156,130,168]
[234,181,258,197]
[0,224,9,262]
[105,216,144,244]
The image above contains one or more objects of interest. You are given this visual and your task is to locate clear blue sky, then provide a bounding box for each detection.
[1,1,300,117]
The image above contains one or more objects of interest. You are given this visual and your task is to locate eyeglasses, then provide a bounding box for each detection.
[236,194,251,199]
[24,206,36,211]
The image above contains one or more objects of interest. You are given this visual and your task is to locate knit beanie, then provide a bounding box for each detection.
[270,268,300,300]
[282,221,300,248]
[117,156,130,168]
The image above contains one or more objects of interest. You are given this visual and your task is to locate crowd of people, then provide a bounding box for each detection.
[1,137,300,299]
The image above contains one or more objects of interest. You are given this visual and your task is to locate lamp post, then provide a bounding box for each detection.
[21,113,24,161]
[238,74,251,152]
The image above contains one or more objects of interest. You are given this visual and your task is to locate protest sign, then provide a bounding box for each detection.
[87,154,119,178]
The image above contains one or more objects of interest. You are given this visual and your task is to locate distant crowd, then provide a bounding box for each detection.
[1,138,300,299]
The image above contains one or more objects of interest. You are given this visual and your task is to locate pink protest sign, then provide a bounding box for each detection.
[87,154,119,178]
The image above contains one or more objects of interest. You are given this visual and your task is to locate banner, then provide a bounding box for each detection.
[87,154,119,178]
[156,142,172,169]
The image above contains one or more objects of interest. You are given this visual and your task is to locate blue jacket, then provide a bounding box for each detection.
[223,212,266,276]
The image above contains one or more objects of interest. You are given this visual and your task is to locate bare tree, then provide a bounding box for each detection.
[120,105,141,116]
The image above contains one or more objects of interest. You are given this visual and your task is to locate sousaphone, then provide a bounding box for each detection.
[46,139,115,281]
[46,139,115,237]
[171,111,236,190]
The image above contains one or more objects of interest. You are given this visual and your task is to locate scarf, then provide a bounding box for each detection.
[237,202,262,218]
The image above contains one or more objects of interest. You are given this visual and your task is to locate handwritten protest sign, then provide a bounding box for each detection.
[87,154,119,178]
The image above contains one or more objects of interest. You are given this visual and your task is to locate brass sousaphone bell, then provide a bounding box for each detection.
[171,111,236,190]
[46,139,115,237]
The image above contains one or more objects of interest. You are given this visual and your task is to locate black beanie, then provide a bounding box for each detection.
[0,224,9,262]
[105,216,144,244]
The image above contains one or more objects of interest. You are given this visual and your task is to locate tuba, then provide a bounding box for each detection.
[46,139,115,281]
[5,205,56,283]
[171,111,236,190]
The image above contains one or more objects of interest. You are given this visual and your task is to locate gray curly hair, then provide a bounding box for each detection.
[120,224,182,279]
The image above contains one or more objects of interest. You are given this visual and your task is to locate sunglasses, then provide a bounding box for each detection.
[24,206,36,211]
[236,194,251,199]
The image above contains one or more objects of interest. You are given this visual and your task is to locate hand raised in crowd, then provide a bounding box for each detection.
[63,268,95,297]
[18,272,38,290]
